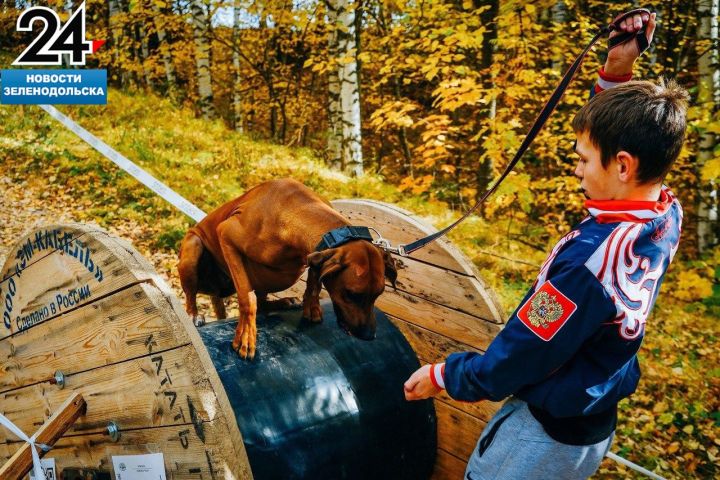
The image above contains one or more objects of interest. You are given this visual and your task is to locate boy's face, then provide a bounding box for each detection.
[573,131,621,200]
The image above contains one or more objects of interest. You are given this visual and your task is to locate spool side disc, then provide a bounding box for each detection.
[0,223,252,479]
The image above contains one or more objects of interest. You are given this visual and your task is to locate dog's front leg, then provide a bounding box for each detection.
[218,219,258,360]
[301,266,323,323]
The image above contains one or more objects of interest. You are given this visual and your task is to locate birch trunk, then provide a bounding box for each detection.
[191,0,216,119]
[153,4,177,94]
[326,0,342,169]
[474,0,498,207]
[326,0,363,177]
[697,0,719,251]
[551,1,567,71]
[232,0,244,133]
[108,0,129,86]
[137,22,153,88]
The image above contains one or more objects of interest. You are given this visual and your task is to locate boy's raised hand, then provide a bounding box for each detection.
[605,11,656,76]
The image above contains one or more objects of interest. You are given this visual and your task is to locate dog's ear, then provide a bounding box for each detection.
[307,249,346,282]
[381,249,398,290]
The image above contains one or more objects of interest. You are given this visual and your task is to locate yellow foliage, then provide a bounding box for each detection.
[701,157,720,181]
[671,270,713,302]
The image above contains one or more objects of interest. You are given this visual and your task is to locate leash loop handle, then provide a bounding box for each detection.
[607,8,652,54]
[608,8,652,32]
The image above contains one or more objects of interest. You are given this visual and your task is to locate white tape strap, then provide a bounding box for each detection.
[606,452,667,480]
[0,413,50,477]
[39,105,207,223]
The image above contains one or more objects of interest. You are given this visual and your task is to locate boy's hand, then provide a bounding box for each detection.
[605,11,656,76]
[404,364,442,401]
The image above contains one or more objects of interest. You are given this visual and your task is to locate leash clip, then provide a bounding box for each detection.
[368,228,407,257]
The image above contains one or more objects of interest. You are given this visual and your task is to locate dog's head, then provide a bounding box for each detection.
[306,241,397,341]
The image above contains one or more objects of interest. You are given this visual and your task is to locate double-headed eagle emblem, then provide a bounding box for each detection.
[527,291,564,329]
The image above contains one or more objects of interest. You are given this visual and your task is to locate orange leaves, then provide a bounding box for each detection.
[398,175,434,195]
[432,77,489,112]
[368,100,419,130]
[414,114,456,167]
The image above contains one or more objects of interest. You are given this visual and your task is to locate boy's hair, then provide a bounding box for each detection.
[572,79,689,184]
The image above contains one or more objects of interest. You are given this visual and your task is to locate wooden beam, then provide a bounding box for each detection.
[0,392,86,480]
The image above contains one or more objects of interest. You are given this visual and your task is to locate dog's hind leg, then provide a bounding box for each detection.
[211,296,228,319]
[178,232,206,326]
[217,217,258,360]
[258,295,302,311]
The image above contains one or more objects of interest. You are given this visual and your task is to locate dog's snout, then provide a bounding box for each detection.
[353,324,376,341]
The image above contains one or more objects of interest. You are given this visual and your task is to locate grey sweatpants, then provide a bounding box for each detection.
[465,398,614,480]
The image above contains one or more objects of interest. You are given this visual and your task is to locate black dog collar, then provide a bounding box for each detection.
[315,226,373,251]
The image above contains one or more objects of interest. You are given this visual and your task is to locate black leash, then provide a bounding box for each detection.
[378,8,651,257]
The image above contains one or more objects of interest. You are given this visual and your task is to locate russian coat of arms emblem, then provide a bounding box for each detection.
[527,291,564,329]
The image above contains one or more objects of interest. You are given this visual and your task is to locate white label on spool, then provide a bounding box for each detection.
[112,453,166,480]
[28,458,56,480]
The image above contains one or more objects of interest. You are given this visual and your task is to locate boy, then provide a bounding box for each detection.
[404,11,689,479]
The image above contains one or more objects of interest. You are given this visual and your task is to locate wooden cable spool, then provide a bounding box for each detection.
[0,199,505,479]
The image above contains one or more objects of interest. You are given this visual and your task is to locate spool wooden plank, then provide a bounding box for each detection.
[391,315,482,359]
[0,345,219,444]
[0,421,237,479]
[0,283,190,392]
[435,401,486,463]
[0,224,167,340]
[432,449,470,479]
[380,291,500,350]
[391,255,502,323]
[0,392,86,480]
[0,224,252,480]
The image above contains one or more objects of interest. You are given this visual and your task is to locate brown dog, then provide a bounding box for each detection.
[178,179,397,359]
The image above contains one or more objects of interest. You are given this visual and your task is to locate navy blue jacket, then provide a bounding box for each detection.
[441,188,682,418]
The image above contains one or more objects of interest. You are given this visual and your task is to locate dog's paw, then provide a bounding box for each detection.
[233,340,255,360]
[232,324,257,360]
[302,304,323,323]
[192,314,206,327]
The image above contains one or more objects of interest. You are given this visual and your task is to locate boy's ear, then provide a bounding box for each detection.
[615,150,640,183]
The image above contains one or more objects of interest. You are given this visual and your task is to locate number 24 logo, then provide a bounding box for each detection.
[12,2,96,66]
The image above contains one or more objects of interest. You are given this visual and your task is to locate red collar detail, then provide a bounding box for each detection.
[584,188,674,224]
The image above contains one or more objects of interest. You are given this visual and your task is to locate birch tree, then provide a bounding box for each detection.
[108,0,128,86]
[232,0,243,132]
[137,20,153,88]
[326,0,363,176]
[191,0,216,119]
[474,0,498,205]
[153,2,176,95]
[697,0,720,251]
[550,0,567,71]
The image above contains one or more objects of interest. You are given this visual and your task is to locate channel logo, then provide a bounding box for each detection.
[2,1,107,105]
